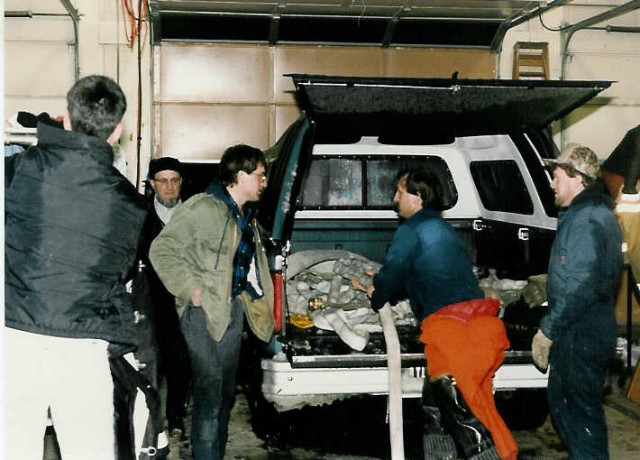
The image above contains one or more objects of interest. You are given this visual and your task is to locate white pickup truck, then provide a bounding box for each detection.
[250,74,611,433]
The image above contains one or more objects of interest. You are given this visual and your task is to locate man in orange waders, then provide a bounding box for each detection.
[353,167,517,460]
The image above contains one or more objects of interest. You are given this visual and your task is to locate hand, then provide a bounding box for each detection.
[350,278,380,312]
[532,330,553,371]
[351,278,374,298]
[191,289,202,307]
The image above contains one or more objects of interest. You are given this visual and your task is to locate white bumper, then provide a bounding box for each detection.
[261,353,548,411]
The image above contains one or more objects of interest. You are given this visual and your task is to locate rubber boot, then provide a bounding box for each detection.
[432,375,500,460]
[422,378,457,460]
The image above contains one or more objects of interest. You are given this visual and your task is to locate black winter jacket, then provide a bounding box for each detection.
[135,197,177,323]
[5,123,147,347]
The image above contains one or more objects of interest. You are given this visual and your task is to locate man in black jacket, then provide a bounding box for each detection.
[112,158,191,459]
[139,157,191,437]
[5,75,147,459]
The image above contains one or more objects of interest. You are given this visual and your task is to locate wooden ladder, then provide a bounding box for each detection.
[513,42,549,80]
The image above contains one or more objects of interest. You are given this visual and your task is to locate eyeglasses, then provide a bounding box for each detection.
[152,177,182,186]
[250,171,267,182]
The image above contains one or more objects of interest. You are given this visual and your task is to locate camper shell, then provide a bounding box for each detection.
[251,74,611,428]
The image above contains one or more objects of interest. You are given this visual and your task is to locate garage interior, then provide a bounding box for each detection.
[4,2,640,458]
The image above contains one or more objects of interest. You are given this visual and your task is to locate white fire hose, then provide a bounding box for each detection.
[379,303,405,460]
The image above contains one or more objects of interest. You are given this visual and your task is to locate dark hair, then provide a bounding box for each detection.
[401,167,443,210]
[218,144,266,186]
[66,75,126,140]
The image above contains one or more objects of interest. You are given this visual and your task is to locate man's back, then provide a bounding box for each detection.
[5,123,147,345]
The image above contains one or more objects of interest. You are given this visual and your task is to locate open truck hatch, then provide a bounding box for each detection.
[290,74,611,141]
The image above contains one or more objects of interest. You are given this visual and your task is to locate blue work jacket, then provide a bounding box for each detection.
[541,183,623,345]
[371,208,483,321]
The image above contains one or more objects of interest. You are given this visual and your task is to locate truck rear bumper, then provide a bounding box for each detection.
[261,352,548,410]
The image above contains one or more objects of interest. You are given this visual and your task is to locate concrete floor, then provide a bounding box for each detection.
[170,377,640,460]
[41,369,640,460]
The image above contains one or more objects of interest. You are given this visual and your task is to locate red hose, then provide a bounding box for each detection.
[272,272,284,333]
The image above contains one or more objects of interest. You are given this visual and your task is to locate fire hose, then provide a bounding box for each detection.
[379,303,405,460]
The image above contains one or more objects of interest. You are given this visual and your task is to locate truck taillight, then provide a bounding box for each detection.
[272,271,284,334]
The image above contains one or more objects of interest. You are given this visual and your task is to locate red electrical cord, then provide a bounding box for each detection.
[120,0,149,190]
[121,0,148,49]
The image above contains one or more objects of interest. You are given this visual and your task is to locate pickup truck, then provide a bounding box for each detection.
[245,74,612,433]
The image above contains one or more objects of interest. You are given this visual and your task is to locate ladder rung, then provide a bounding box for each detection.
[518,58,546,66]
[513,42,549,80]
[519,71,547,77]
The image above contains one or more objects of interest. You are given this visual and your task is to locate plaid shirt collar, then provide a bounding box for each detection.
[219,187,257,297]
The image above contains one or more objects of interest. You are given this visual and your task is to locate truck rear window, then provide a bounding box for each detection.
[298,155,457,210]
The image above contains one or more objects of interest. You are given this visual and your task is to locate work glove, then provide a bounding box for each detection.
[532,330,553,372]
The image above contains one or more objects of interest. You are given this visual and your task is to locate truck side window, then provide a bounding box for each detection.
[470,160,534,215]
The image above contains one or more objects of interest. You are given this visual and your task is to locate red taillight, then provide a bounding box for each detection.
[272,271,284,333]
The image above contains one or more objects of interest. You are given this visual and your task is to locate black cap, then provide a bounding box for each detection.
[148,157,182,179]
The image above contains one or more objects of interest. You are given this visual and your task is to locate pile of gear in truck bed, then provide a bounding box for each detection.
[283,255,549,355]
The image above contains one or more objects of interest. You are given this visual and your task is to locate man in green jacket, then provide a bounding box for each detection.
[149,144,274,460]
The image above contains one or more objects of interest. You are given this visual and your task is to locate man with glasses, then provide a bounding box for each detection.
[112,157,192,459]
[149,144,275,460]
[141,158,192,437]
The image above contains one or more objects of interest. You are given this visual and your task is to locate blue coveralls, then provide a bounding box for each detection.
[541,183,623,460]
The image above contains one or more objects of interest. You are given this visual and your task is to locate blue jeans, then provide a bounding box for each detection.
[180,298,244,460]
[547,329,615,460]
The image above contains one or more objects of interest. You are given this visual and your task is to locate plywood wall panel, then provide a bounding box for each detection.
[160,44,272,103]
[155,43,495,160]
[273,46,494,103]
[274,46,384,104]
[275,104,304,141]
[382,48,495,78]
[158,104,272,161]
